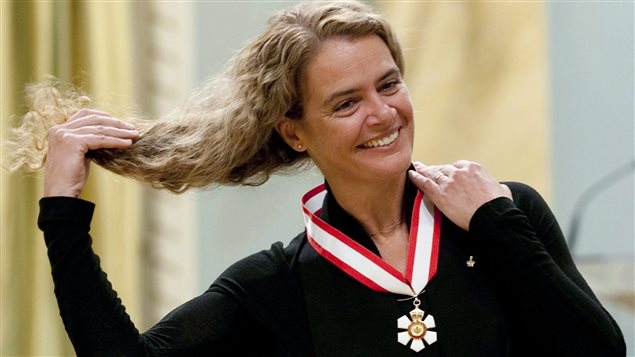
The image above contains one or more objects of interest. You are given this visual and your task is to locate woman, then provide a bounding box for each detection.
[18,1,625,356]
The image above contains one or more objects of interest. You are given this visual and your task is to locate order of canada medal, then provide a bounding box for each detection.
[397,299,437,352]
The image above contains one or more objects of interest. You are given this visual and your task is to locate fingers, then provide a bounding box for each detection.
[70,125,139,140]
[413,162,442,180]
[68,108,114,123]
[67,133,136,151]
[451,160,473,169]
[408,167,438,192]
[48,127,137,153]
[420,160,485,183]
[49,109,140,153]
[412,162,454,185]
[409,160,513,231]
[43,109,137,198]
[412,160,487,184]
[408,162,444,202]
[66,111,136,131]
[437,165,457,181]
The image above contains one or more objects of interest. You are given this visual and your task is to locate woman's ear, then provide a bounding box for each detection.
[274,118,306,152]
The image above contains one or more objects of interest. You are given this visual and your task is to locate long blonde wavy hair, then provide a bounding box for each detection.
[8,1,404,193]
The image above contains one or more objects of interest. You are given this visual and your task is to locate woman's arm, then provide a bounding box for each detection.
[38,109,249,355]
[39,197,253,355]
[469,183,625,356]
[38,109,145,353]
[39,197,145,354]
[409,161,625,356]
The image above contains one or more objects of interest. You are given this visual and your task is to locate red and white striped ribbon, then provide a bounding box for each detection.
[301,184,441,297]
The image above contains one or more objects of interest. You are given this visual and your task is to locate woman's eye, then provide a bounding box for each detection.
[380,80,401,92]
[335,100,356,113]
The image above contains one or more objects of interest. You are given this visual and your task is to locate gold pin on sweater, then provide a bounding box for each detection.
[466,256,475,268]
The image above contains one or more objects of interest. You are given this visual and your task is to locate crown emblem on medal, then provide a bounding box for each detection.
[397,299,437,352]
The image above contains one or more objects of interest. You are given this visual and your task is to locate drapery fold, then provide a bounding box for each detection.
[1,2,142,355]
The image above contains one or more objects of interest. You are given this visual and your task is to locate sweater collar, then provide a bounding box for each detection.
[319,165,418,257]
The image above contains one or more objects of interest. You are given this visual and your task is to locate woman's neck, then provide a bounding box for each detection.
[327,173,410,274]
[327,173,407,241]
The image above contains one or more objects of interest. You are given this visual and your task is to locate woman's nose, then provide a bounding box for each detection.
[365,93,396,126]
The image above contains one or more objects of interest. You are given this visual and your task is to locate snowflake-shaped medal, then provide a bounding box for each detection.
[397,298,437,352]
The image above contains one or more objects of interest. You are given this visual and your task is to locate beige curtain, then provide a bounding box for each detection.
[131,2,199,327]
[378,1,550,198]
[1,2,142,355]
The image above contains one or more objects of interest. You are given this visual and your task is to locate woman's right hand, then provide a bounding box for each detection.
[44,109,139,198]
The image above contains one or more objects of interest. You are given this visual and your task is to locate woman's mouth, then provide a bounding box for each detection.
[360,129,399,148]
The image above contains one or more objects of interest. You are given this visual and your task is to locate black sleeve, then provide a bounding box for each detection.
[469,182,626,356]
[38,197,250,356]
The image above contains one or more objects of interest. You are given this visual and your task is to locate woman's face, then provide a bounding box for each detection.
[282,34,415,186]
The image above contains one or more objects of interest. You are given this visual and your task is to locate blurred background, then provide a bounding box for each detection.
[1,1,633,355]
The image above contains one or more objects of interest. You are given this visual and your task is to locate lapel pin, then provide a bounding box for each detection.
[466,256,475,268]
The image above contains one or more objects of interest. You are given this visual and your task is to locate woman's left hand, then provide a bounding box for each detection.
[408,160,512,231]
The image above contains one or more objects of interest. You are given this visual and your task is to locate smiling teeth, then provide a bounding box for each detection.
[361,130,399,148]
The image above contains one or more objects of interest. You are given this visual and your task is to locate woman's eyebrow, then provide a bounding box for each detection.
[377,67,401,82]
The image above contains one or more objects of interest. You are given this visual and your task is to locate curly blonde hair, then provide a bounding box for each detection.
[8,1,404,192]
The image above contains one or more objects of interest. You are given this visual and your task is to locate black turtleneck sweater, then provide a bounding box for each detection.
[38,180,626,356]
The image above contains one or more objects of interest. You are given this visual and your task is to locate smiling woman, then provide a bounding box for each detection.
[276,36,414,194]
[276,34,416,274]
[8,0,627,356]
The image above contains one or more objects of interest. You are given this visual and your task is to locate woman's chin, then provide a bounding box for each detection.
[361,155,413,181]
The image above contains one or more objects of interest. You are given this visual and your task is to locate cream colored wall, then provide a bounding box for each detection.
[193,2,324,288]
[379,2,550,199]
[130,2,199,330]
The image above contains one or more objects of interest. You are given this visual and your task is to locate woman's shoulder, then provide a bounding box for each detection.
[504,181,543,200]
[209,232,306,294]
[497,181,562,242]
[471,181,557,235]
[205,233,310,339]
[503,181,552,216]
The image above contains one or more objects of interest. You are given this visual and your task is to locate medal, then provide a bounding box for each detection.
[301,183,441,353]
[466,256,476,268]
[397,297,437,352]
